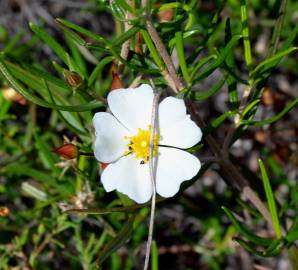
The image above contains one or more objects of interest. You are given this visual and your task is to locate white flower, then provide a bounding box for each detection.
[93,84,202,203]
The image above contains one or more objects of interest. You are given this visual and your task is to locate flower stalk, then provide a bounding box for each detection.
[143,91,160,270]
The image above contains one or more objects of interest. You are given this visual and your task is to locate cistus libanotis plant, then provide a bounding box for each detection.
[0,0,297,269]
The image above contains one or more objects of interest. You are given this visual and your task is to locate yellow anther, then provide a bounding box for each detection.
[124,127,159,163]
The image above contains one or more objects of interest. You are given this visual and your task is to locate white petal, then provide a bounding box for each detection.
[158,97,202,148]
[93,112,130,163]
[107,84,153,132]
[156,147,200,198]
[101,155,152,203]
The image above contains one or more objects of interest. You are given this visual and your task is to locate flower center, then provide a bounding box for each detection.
[125,127,159,164]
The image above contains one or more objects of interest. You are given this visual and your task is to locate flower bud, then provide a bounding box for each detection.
[135,32,143,55]
[111,71,124,91]
[0,206,10,217]
[64,71,82,88]
[2,86,26,105]
[100,163,109,170]
[158,8,174,23]
[52,143,78,160]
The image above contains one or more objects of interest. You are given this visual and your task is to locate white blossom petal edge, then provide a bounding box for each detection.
[93,84,202,204]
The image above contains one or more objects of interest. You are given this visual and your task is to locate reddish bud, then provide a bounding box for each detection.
[158,8,174,23]
[110,62,118,74]
[52,143,78,160]
[135,32,143,55]
[64,71,82,87]
[0,207,10,217]
[100,163,109,170]
[111,71,124,91]
[2,87,26,105]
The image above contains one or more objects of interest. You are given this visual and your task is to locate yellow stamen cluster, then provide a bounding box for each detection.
[125,127,159,164]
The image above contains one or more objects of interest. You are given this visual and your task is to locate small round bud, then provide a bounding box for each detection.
[110,71,124,91]
[100,163,109,170]
[158,8,174,23]
[52,143,78,160]
[64,71,82,88]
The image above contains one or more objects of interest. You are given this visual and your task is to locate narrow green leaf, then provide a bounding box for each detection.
[251,47,298,78]
[189,78,225,101]
[34,133,59,173]
[203,110,234,136]
[112,25,140,47]
[3,30,24,54]
[0,59,104,112]
[234,237,282,257]
[241,98,298,126]
[65,200,164,215]
[5,60,71,95]
[115,0,134,14]
[225,18,239,110]
[151,240,159,270]
[88,56,114,87]
[288,245,298,270]
[96,215,135,266]
[109,0,126,20]
[44,80,88,135]
[169,30,201,49]
[193,35,241,84]
[187,10,222,64]
[222,206,273,246]
[21,182,48,201]
[240,0,253,71]
[66,34,87,78]
[56,18,108,44]
[286,220,298,243]
[0,92,11,120]
[241,99,260,119]
[267,0,288,57]
[281,25,298,51]
[259,159,282,239]
[29,23,82,76]
[190,55,216,81]
[3,164,57,187]
[175,31,190,83]
[141,29,164,70]
[285,218,298,243]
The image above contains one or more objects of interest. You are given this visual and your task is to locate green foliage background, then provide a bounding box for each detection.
[0,0,297,269]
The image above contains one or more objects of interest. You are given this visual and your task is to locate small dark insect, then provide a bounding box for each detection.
[140,160,145,164]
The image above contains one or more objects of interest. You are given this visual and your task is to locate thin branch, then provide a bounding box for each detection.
[185,100,222,158]
[143,92,161,270]
[144,19,184,92]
